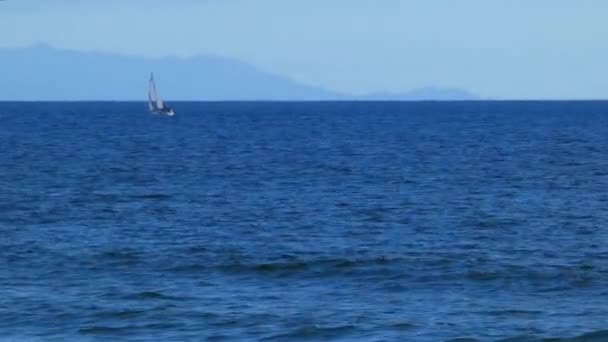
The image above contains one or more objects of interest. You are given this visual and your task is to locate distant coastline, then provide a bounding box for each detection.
[0,45,478,101]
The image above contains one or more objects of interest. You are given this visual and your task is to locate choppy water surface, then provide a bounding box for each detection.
[2,101,608,341]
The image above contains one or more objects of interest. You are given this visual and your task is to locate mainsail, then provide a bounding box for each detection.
[148,73,165,111]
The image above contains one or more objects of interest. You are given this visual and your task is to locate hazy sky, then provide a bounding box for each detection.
[1,0,608,99]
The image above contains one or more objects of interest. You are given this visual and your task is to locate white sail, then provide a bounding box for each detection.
[147,82,154,111]
[148,73,164,111]
[147,72,174,116]
[156,90,164,111]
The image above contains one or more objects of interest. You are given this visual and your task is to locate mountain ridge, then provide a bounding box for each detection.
[0,45,478,101]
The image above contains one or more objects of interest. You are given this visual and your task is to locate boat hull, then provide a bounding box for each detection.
[151,109,175,116]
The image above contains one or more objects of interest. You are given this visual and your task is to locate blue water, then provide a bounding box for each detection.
[2,101,608,341]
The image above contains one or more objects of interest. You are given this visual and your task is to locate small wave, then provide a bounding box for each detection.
[166,254,608,289]
[480,309,543,318]
[101,249,140,260]
[389,321,418,331]
[496,335,540,342]
[261,324,357,341]
[213,256,404,277]
[411,262,607,287]
[138,322,184,330]
[541,330,608,342]
[165,255,406,277]
[79,322,183,336]
[123,291,184,301]
[167,263,208,273]
[94,309,147,319]
[0,337,47,342]
[90,249,141,267]
[79,325,129,335]
[131,193,172,200]
[220,260,309,273]
[90,192,121,202]
[207,335,232,341]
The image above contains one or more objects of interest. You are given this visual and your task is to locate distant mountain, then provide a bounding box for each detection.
[0,45,340,101]
[0,45,478,101]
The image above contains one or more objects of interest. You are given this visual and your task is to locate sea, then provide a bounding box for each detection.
[1,101,608,341]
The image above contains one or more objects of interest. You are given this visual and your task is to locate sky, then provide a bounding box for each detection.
[1,0,608,99]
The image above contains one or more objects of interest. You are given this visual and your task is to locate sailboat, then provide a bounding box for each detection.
[148,73,175,116]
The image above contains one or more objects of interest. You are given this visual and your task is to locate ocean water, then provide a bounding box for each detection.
[1,101,608,341]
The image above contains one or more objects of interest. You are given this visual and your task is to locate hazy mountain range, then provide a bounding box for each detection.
[0,45,479,101]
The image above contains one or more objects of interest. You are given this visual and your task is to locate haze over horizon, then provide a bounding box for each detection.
[1,0,608,100]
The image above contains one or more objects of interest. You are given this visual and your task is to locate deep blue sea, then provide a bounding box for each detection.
[2,101,608,341]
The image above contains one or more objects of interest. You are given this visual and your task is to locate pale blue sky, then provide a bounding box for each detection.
[2,0,608,99]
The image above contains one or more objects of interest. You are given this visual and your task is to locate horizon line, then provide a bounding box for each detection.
[2,99,608,103]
